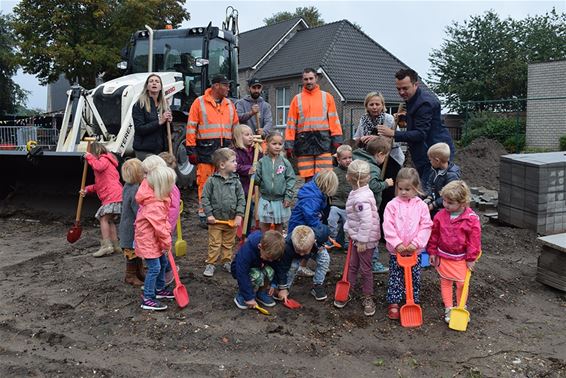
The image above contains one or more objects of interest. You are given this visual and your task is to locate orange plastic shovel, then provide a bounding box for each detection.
[167,248,189,308]
[334,242,352,302]
[215,219,236,227]
[397,253,423,328]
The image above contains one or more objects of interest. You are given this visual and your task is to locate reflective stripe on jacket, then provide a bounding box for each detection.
[285,85,343,155]
[186,88,239,163]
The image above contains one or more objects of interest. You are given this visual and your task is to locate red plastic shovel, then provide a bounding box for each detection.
[282,297,302,309]
[397,253,423,328]
[167,248,189,308]
[334,242,352,302]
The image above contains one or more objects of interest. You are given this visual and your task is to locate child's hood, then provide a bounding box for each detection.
[100,153,119,167]
[135,180,159,206]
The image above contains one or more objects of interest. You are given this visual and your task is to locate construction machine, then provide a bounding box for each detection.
[0,8,239,212]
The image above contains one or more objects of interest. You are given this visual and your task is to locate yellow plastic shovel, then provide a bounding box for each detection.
[175,200,187,257]
[449,252,481,331]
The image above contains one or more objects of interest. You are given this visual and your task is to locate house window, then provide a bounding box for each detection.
[276,87,291,126]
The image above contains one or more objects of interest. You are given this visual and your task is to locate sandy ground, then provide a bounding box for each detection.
[0,139,565,377]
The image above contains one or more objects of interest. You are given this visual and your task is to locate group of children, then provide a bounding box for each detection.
[82,126,481,323]
[82,143,181,310]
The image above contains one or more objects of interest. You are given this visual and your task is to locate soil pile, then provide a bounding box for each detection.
[455,137,508,190]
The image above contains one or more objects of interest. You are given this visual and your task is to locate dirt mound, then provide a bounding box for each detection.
[455,137,508,190]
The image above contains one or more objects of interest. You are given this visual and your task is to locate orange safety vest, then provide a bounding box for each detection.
[285,85,343,156]
[186,88,239,163]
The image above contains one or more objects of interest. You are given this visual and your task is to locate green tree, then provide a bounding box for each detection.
[12,0,190,88]
[264,6,324,27]
[429,9,566,113]
[0,13,28,116]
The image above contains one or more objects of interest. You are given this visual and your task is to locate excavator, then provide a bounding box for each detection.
[0,8,239,212]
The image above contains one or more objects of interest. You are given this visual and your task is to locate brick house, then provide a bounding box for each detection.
[238,18,419,139]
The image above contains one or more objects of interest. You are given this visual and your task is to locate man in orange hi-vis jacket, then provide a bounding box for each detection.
[285,68,343,181]
[187,74,239,227]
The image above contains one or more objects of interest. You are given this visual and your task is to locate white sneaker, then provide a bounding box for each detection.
[223,262,232,273]
[297,266,315,277]
[203,264,215,277]
[444,307,452,323]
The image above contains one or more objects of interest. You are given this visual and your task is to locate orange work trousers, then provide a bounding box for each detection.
[197,163,215,213]
[296,153,333,178]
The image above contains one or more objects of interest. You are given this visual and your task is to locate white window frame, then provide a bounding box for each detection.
[275,86,291,127]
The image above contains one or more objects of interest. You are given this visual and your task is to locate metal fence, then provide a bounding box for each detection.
[0,126,59,151]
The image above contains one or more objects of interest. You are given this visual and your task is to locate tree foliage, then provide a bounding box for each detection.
[0,13,27,116]
[12,0,190,88]
[264,6,324,27]
[429,8,566,113]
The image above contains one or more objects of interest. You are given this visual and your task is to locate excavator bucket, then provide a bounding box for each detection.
[0,151,100,217]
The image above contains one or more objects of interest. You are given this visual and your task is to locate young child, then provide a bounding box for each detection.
[232,230,286,309]
[201,148,246,277]
[383,168,433,320]
[119,158,145,286]
[255,131,296,233]
[326,144,353,250]
[424,142,462,217]
[232,124,262,234]
[135,165,176,311]
[427,180,481,323]
[158,152,182,285]
[352,137,394,273]
[287,170,338,300]
[334,160,380,316]
[271,225,330,302]
[81,142,123,257]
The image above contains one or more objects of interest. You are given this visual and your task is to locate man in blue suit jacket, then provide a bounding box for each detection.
[378,68,455,188]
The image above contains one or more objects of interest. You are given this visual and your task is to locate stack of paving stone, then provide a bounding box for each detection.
[537,234,566,292]
[499,152,566,235]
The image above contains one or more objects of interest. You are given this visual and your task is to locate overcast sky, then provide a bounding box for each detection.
[1,0,563,110]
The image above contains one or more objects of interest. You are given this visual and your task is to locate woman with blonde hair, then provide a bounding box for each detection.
[355,92,405,265]
[132,74,173,160]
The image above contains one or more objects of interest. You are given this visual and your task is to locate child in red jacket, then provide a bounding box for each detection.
[80,142,123,257]
[135,165,176,311]
[427,180,481,324]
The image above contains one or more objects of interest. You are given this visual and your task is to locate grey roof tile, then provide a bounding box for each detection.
[238,17,305,69]
[253,20,421,103]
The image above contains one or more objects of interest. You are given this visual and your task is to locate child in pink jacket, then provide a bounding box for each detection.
[334,160,380,317]
[427,180,481,324]
[383,168,432,321]
[135,166,176,311]
[80,142,123,258]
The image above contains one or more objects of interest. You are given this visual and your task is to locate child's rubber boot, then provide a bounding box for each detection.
[125,260,144,287]
[111,240,122,254]
[93,239,114,257]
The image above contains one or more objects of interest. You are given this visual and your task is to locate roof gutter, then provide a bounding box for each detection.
[317,67,345,102]
[251,19,308,70]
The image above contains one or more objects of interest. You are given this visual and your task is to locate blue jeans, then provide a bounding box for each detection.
[328,206,346,240]
[143,254,167,299]
[286,248,330,287]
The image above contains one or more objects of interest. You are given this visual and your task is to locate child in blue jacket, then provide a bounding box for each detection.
[232,230,286,309]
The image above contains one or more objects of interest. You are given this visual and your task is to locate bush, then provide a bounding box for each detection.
[460,111,525,151]
[559,135,566,151]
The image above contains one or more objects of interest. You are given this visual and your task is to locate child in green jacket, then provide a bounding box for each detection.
[352,137,394,273]
[255,132,296,233]
[202,148,246,277]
